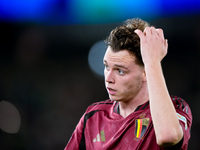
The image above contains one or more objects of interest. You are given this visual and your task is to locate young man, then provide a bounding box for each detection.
[64,18,192,150]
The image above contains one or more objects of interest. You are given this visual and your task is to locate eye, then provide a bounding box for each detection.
[104,64,109,70]
[118,69,125,75]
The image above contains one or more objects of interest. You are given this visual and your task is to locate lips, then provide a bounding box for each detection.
[107,87,117,95]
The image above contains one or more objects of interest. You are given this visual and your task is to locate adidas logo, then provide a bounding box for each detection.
[93,130,106,142]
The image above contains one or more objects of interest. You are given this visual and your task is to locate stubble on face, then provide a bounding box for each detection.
[104,47,145,103]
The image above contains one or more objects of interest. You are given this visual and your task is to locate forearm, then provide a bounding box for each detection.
[145,62,183,147]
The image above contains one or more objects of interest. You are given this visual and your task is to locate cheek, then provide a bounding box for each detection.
[117,77,133,91]
[124,75,143,90]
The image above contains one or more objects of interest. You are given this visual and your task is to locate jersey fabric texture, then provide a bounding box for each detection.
[64,96,192,150]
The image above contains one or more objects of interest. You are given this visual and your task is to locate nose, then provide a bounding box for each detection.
[104,69,115,84]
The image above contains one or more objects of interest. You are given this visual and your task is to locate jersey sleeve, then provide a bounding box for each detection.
[171,96,192,149]
[64,114,85,150]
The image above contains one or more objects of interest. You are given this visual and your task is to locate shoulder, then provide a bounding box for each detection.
[85,99,114,113]
[170,95,192,126]
[170,95,191,114]
[170,97,192,148]
[90,99,114,106]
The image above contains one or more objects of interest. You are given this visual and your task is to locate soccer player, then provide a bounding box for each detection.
[64,18,192,150]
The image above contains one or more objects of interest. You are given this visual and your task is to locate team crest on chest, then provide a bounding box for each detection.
[135,118,149,138]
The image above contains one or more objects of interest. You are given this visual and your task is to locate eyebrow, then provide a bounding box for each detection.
[103,60,128,70]
[114,64,128,70]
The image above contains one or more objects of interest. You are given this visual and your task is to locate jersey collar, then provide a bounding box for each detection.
[113,101,149,115]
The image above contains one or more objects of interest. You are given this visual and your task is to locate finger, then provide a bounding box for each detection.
[150,27,157,36]
[164,39,168,48]
[134,29,144,39]
[156,28,165,39]
[144,27,152,36]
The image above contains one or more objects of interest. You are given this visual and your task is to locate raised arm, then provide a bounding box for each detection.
[135,27,183,147]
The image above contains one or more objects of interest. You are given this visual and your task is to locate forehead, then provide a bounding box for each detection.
[103,46,136,65]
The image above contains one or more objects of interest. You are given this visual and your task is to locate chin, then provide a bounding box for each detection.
[109,95,121,101]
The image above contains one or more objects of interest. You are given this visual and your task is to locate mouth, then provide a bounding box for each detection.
[107,87,117,95]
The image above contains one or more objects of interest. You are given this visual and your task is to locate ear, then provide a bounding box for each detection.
[142,69,147,82]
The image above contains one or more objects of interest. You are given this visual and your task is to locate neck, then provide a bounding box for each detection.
[119,83,149,118]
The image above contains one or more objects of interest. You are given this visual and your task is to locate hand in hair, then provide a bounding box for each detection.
[134,27,168,66]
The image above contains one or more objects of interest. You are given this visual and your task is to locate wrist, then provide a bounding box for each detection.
[144,61,161,69]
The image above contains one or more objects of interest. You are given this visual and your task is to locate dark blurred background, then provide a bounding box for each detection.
[0,0,200,149]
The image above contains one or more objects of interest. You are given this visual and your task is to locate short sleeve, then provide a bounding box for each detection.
[64,114,85,150]
[171,96,192,149]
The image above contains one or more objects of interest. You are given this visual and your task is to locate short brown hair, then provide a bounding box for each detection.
[105,18,149,66]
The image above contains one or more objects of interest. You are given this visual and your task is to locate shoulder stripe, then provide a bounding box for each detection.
[171,95,189,114]
[90,100,114,106]
[79,110,100,150]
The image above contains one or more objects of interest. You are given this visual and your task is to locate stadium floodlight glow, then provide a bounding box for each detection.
[0,100,21,133]
[88,40,106,79]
